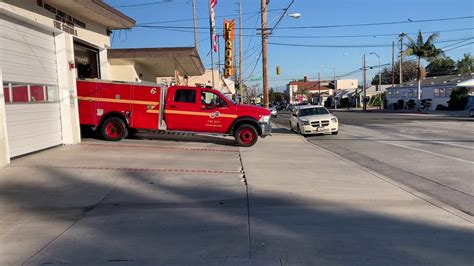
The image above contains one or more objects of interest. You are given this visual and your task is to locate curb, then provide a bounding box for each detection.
[274,121,474,224]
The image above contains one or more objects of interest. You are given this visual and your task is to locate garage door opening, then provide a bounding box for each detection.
[74,41,100,79]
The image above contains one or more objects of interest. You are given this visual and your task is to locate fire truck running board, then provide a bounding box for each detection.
[150,130,232,138]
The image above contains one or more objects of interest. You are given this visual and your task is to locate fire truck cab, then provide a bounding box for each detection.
[77,79,271,147]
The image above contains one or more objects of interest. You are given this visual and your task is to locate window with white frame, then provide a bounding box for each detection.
[434,87,451,98]
[2,82,59,104]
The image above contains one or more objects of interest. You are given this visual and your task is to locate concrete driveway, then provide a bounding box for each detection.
[0,135,249,265]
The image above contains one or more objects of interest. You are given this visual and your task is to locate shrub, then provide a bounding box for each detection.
[406,99,416,109]
[436,104,449,111]
[339,98,349,108]
[397,99,405,109]
[448,87,468,110]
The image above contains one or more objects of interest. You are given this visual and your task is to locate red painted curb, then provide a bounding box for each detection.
[11,165,242,175]
[80,143,239,153]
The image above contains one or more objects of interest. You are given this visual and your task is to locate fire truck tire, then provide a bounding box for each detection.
[234,124,258,147]
[101,117,128,141]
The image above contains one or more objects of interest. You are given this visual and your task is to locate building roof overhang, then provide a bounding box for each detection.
[46,0,135,29]
[108,47,205,77]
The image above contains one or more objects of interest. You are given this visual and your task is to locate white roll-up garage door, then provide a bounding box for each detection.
[1,14,62,158]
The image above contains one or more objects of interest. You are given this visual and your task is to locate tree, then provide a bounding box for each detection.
[273,92,283,103]
[269,88,284,103]
[405,30,444,109]
[426,57,456,77]
[456,53,473,74]
[371,60,421,85]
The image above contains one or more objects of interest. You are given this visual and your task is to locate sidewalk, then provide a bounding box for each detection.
[241,126,473,265]
[0,130,473,265]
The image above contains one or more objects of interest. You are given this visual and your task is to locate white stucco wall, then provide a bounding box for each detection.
[0,68,10,165]
[0,0,117,165]
[387,86,453,110]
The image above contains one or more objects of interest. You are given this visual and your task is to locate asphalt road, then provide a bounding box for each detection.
[274,111,474,215]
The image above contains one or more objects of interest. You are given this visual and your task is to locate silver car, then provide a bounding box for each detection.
[289,105,339,135]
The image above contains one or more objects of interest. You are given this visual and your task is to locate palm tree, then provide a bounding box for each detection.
[405,30,444,110]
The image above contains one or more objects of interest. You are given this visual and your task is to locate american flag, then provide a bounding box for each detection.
[210,0,218,52]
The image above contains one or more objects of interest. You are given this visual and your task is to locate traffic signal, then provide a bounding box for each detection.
[276,66,280,75]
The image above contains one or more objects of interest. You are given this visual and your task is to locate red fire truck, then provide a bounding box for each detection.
[77,79,271,147]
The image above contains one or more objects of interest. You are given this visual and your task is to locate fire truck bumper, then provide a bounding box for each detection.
[260,122,272,137]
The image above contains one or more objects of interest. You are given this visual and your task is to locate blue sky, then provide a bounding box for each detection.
[105,0,473,92]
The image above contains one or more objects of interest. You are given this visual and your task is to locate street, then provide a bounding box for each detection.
[275,111,474,215]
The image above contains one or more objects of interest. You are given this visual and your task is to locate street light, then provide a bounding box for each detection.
[288,12,301,19]
[370,52,382,109]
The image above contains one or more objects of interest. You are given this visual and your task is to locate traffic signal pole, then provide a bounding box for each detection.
[363,54,367,111]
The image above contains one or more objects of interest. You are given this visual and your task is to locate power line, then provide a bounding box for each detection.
[114,0,187,8]
[444,42,474,52]
[276,15,474,29]
[137,8,284,25]
[267,37,474,48]
[268,27,474,39]
[439,37,474,49]
[137,15,474,30]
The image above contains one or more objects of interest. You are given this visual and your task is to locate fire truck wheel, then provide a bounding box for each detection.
[101,117,128,141]
[235,124,258,147]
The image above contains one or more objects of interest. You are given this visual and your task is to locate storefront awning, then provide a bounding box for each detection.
[108,47,205,77]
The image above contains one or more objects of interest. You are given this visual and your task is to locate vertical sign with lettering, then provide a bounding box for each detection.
[223,19,235,78]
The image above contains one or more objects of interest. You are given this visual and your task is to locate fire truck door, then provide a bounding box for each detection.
[130,85,160,130]
[197,90,235,133]
[164,88,200,131]
[77,80,98,125]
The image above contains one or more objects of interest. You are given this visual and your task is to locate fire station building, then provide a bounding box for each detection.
[0,0,135,166]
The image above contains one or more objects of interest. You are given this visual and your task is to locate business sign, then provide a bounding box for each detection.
[223,19,235,78]
[37,0,87,36]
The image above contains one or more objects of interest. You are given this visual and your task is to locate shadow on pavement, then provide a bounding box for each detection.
[0,162,472,265]
[82,131,238,147]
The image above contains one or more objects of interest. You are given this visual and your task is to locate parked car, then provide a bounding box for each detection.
[466,96,474,117]
[270,107,278,117]
[289,105,339,135]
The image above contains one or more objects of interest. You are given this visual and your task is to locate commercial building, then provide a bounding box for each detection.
[0,0,135,166]
[287,78,358,106]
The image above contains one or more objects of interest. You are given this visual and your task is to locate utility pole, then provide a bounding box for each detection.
[217,34,221,76]
[392,41,395,86]
[363,54,367,111]
[208,1,215,89]
[233,38,238,90]
[377,55,381,109]
[399,32,404,84]
[334,67,337,110]
[192,0,198,50]
[239,0,244,104]
[261,0,269,108]
[318,71,321,105]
